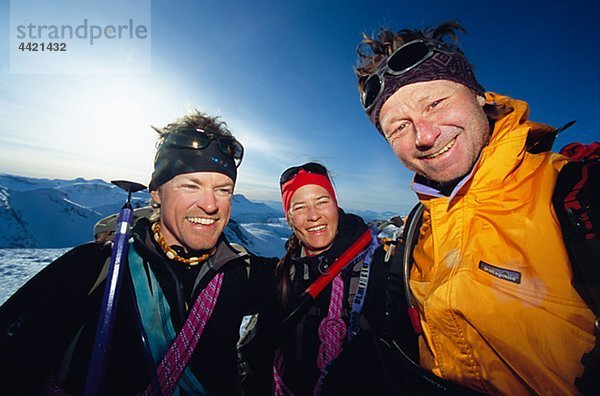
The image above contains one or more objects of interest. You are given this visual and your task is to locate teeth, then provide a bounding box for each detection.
[187,217,216,225]
[308,225,326,232]
[425,138,455,159]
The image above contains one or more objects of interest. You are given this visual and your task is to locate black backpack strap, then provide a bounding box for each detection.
[402,203,425,334]
[377,203,483,395]
[380,203,422,356]
[552,147,600,394]
[383,203,422,337]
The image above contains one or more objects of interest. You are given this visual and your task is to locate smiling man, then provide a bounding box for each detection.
[355,21,595,395]
[0,110,275,395]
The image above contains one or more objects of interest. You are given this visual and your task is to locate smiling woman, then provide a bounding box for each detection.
[240,162,419,395]
[286,181,339,256]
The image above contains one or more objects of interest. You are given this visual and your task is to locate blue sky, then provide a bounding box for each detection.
[1,0,598,214]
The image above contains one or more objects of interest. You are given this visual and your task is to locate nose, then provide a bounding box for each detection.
[414,118,441,150]
[306,204,321,221]
[195,190,218,214]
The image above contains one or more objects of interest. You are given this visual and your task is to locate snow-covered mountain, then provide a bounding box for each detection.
[0,175,150,248]
[0,174,401,304]
[0,174,287,256]
[0,174,398,255]
[231,194,283,222]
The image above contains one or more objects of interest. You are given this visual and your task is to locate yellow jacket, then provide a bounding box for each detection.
[410,93,595,395]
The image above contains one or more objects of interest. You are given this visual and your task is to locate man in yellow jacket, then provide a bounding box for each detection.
[355,21,595,394]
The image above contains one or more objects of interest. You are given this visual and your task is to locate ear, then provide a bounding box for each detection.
[477,95,486,107]
[150,189,161,205]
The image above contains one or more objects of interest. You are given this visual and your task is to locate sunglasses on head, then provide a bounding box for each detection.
[160,128,244,167]
[360,39,458,113]
[279,162,328,186]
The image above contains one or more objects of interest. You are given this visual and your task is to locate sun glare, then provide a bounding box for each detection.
[5,74,186,183]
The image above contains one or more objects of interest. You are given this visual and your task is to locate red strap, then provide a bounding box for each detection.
[559,141,599,240]
[407,307,423,335]
[305,229,372,299]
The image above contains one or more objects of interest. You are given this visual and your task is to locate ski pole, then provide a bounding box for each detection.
[84,180,146,396]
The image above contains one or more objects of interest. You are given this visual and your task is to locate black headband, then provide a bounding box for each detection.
[149,134,238,190]
[369,49,485,133]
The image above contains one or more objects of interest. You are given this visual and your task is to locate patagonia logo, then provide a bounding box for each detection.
[478,261,521,284]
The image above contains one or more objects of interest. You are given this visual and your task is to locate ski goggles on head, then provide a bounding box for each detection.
[360,39,459,113]
[160,128,244,167]
[279,162,328,186]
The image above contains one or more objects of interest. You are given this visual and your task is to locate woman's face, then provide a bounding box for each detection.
[286,184,339,255]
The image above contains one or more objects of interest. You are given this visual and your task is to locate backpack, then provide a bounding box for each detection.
[552,142,600,394]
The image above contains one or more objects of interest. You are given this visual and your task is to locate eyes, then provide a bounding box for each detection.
[215,187,233,197]
[290,197,333,215]
[180,183,199,190]
[384,121,410,141]
[179,183,233,197]
[385,121,410,140]
[384,98,445,141]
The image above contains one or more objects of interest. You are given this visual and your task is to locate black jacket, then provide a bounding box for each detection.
[241,211,418,396]
[0,218,275,395]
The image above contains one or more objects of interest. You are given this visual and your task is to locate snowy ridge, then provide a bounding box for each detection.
[0,174,400,304]
[63,197,103,216]
[0,174,288,254]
